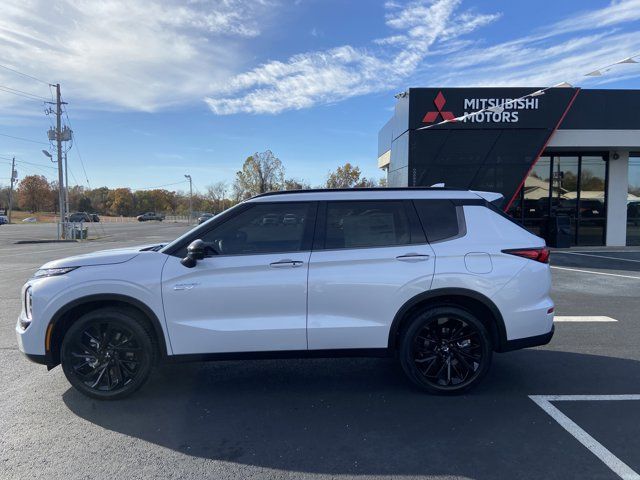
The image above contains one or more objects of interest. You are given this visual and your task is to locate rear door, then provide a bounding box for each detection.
[307,200,435,350]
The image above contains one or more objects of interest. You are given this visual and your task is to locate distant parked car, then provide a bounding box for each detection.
[137,212,164,222]
[0,215,8,225]
[22,217,37,223]
[90,213,100,222]
[198,213,214,224]
[67,212,92,223]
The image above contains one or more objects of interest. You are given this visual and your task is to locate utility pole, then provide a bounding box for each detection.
[7,157,16,223]
[184,174,193,224]
[64,150,69,216]
[55,84,65,238]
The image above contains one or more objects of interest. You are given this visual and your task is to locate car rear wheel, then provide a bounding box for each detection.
[61,308,155,400]
[399,306,492,394]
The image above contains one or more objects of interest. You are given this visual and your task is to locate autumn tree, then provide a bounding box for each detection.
[326,162,379,189]
[283,178,311,191]
[233,150,285,200]
[17,175,53,212]
[107,188,134,216]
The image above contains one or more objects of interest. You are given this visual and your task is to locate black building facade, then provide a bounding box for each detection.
[378,87,640,247]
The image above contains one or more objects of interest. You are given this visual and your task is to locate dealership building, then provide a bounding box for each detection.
[378,87,640,246]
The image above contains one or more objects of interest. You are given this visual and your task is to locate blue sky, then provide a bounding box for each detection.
[1,0,640,195]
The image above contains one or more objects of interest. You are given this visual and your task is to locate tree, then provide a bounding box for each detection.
[107,188,134,216]
[233,150,285,200]
[326,163,362,189]
[325,163,380,189]
[17,175,52,212]
[283,178,310,191]
[204,181,229,213]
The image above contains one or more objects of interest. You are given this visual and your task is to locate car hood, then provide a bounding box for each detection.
[40,244,164,269]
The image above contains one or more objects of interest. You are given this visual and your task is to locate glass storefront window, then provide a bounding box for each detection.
[628,157,640,246]
[508,154,608,246]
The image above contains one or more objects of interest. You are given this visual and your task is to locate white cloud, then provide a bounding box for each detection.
[0,0,275,111]
[206,0,498,114]
[421,0,640,88]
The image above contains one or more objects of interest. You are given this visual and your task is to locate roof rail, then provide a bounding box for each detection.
[251,186,462,199]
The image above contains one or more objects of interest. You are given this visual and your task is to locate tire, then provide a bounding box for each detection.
[61,308,156,400]
[398,306,492,395]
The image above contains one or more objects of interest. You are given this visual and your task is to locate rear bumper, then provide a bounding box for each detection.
[500,325,554,352]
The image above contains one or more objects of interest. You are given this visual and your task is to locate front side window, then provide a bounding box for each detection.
[324,201,412,249]
[202,202,313,255]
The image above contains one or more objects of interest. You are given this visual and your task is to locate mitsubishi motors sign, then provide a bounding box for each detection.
[410,87,576,130]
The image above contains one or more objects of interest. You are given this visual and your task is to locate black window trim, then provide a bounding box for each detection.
[312,199,426,252]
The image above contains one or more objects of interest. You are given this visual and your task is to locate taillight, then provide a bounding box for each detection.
[502,247,550,264]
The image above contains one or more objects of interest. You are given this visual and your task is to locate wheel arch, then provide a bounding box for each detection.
[45,293,169,368]
[388,288,508,353]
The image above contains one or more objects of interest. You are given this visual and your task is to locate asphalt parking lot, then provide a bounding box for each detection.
[1,223,639,480]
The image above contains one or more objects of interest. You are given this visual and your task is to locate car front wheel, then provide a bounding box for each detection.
[61,308,155,400]
[399,306,492,394]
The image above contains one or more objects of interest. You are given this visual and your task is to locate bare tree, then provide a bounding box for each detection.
[233,150,285,199]
[205,181,228,213]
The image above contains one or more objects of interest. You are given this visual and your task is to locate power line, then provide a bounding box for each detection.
[0,63,50,85]
[134,180,188,191]
[0,83,49,101]
[62,105,91,188]
[0,132,48,145]
[0,154,56,169]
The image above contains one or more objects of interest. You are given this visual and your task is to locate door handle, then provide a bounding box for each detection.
[396,253,430,262]
[269,260,304,268]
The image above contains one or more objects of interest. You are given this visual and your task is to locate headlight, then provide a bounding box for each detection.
[25,286,33,318]
[20,286,33,329]
[33,266,79,278]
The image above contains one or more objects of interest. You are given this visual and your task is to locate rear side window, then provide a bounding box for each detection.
[324,201,413,249]
[413,200,461,242]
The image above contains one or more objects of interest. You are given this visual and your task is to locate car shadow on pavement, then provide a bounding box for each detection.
[63,349,640,478]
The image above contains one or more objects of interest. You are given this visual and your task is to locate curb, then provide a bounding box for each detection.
[14,240,78,244]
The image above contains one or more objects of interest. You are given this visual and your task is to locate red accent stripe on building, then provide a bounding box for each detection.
[504,88,582,212]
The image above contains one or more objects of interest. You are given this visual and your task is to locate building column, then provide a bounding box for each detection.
[606,150,629,246]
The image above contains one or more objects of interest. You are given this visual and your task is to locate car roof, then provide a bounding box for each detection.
[247,188,488,203]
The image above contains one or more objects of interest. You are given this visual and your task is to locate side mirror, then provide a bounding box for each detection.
[181,239,206,268]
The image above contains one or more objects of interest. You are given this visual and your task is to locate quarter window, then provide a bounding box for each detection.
[413,200,461,242]
[324,201,412,249]
[202,202,313,255]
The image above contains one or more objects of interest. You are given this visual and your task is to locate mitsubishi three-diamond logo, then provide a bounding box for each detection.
[422,91,456,123]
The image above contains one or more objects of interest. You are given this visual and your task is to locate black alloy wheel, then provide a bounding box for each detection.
[399,307,492,394]
[61,308,155,400]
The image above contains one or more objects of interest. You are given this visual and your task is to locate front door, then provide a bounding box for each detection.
[162,201,316,355]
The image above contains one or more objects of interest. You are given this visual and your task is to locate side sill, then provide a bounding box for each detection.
[165,348,390,363]
[499,325,554,353]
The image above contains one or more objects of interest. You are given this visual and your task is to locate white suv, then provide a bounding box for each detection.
[16,188,554,399]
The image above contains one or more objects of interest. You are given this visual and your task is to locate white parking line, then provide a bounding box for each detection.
[530,395,640,480]
[558,252,640,264]
[554,316,618,322]
[551,265,640,280]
